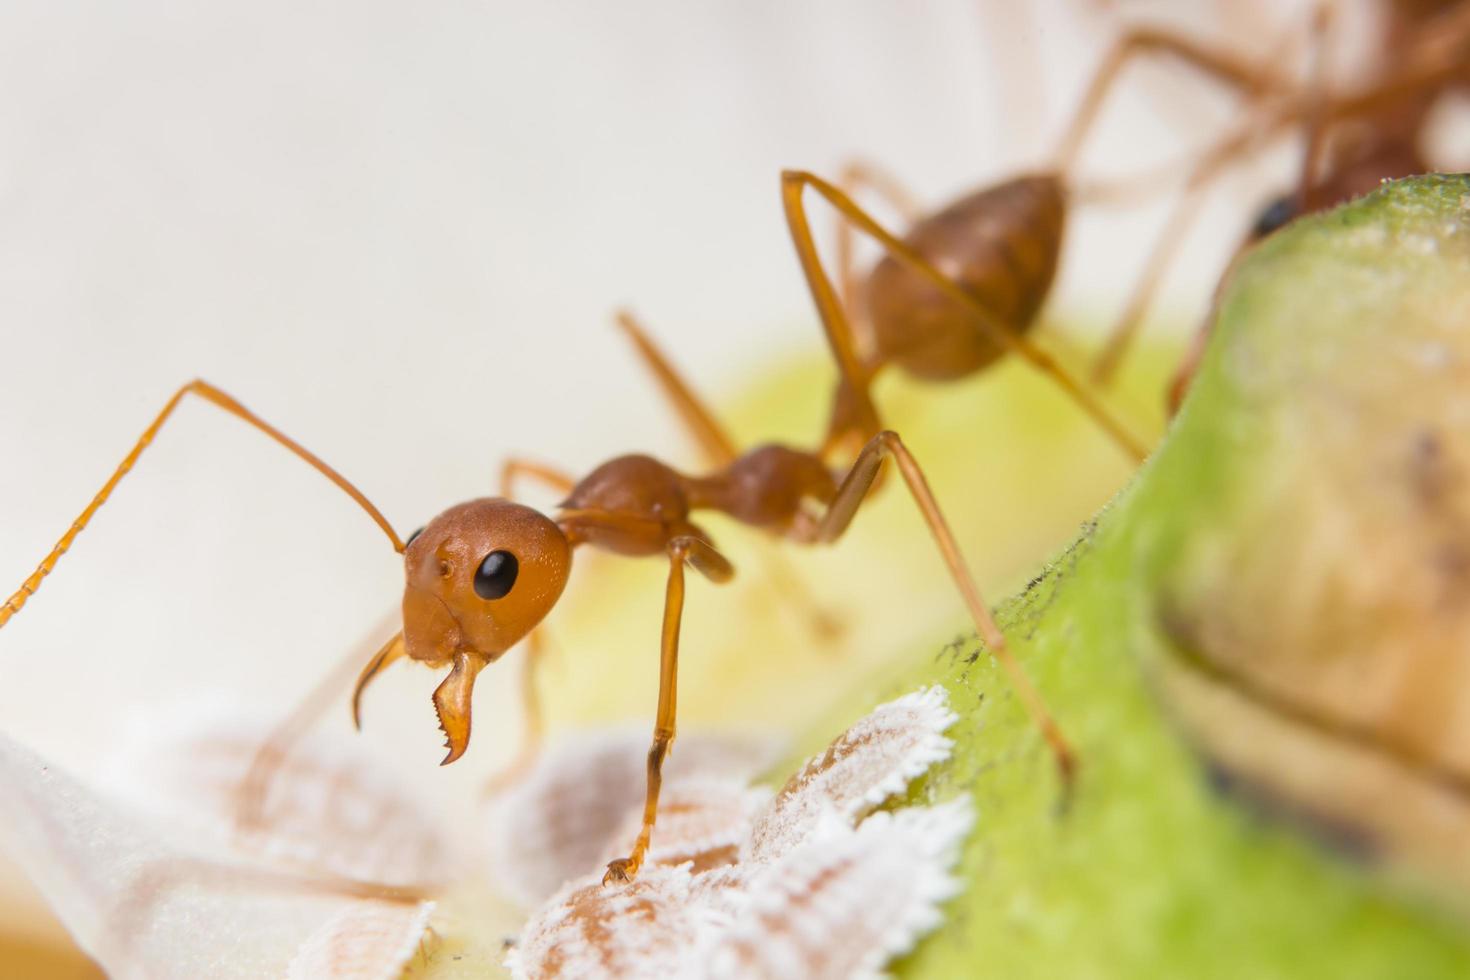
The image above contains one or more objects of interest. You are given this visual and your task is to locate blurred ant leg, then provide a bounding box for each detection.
[1071,107,1263,208]
[1054,24,1291,169]
[756,547,844,644]
[614,310,844,642]
[781,170,1149,462]
[832,160,923,347]
[1164,294,1222,418]
[1247,36,1461,161]
[1095,7,1350,388]
[1089,15,1310,384]
[1284,56,1466,189]
[499,458,576,501]
[489,460,569,784]
[482,629,551,796]
[1295,0,1335,213]
[1090,129,1259,384]
[1,379,404,630]
[1140,99,1327,412]
[235,624,403,833]
[604,535,734,885]
[813,430,1076,786]
[614,310,739,466]
[1091,179,1207,384]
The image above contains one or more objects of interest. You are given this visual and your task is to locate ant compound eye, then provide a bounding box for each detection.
[1252,194,1296,239]
[405,526,425,548]
[473,550,519,600]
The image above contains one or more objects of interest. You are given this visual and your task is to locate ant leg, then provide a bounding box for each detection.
[1084,3,1348,384]
[1053,24,1293,170]
[1294,1,1336,213]
[1165,300,1219,418]
[754,547,844,644]
[1089,122,1268,384]
[831,160,923,351]
[1,380,403,630]
[235,625,403,833]
[613,310,739,467]
[1092,5,1332,385]
[813,430,1076,785]
[1091,177,1212,385]
[781,170,1149,462]
[481,628,550,796]
[500,457,576,503]
[604,535,734,885]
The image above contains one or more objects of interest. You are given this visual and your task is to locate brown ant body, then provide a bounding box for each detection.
[776,25,1305,464]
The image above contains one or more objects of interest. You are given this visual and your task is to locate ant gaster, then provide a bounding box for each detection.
[775,25,1301,464]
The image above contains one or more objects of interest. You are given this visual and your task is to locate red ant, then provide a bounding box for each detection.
[1090,0,1470,409]
[0,20,1318,888]
[775,23,1307,466]
[0,354,1072,884]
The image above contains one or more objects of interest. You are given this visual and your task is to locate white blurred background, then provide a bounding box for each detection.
[0,0,1325,969]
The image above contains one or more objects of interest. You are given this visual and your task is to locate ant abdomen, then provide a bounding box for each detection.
[865,175,1065,381]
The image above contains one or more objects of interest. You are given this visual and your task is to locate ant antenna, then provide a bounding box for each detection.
[0,379,403,630]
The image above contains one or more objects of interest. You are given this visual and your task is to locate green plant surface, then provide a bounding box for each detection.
[428,174,1470,980]
[419,279,1179,980]
[786,174,1470,979]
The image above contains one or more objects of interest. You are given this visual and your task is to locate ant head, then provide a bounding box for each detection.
[400,498,571,764]
[401,498,571,665]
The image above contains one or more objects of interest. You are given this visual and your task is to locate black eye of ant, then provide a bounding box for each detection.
[405,526,425,548]
[473,550,519,600]
[1252,194,1297,240]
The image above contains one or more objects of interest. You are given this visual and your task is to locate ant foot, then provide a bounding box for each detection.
[602,857,638,886]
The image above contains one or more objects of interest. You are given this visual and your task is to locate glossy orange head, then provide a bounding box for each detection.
[398,497,571,764]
